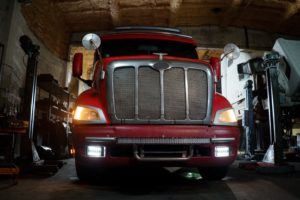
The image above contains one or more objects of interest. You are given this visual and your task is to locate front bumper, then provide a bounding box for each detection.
[72,125,240,168]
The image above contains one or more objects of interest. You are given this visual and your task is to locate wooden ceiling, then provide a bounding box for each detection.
[51,0,300,34]
[21,0,300,59]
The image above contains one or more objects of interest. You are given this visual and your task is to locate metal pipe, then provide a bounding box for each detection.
[264,52,283,164]
[20,35,40,139]
[244,80,254,157]
[266,68,274,143]
[0,44,4,85]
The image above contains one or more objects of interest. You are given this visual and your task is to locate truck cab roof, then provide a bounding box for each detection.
[101,26,198,46]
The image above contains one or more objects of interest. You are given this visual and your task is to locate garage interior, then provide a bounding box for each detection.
[1,0,300,199]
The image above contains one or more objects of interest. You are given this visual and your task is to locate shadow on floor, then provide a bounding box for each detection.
[73,166,238,199]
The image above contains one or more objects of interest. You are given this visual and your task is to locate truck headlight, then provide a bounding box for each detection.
[213,108,237,126]
[73,105,106,124]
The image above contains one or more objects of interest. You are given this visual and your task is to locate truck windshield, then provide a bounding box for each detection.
[100,39,198,59]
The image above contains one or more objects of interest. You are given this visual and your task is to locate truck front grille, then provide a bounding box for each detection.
[107,60,213,124]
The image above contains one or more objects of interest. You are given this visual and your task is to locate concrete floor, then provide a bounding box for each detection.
[1,159,300,200]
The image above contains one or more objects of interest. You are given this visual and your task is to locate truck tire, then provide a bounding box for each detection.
[198,166,228,180]
[75,161,105,181]
[75,163,92,181]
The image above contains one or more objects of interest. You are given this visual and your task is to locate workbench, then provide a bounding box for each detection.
[0,128,26,178]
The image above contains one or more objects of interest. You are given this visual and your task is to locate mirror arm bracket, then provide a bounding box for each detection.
[77,76,93,87]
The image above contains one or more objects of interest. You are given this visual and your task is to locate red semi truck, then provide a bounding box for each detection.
[71,27,240,180]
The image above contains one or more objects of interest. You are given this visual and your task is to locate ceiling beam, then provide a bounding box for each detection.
[110,0,120,27]
[272,0,300,32]
[87,0,96,14]
[169,0,182,26]
[221,0,252,27]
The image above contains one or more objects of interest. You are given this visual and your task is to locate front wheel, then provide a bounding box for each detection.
[75,159,107,181]
[76,163,93,180]
[198,166,229,180]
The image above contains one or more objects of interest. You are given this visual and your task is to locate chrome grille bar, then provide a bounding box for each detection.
[184,68,189,119]
[135,67,139,118]
[160,70,165,119]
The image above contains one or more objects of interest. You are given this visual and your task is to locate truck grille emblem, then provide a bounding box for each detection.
[153,61,170,71]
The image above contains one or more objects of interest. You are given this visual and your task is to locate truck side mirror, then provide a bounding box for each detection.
[210,57,221,82]
[72,53,83,77]
[222,43,240,60]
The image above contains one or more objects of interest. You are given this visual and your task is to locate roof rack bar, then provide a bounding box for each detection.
[114,26,182,34]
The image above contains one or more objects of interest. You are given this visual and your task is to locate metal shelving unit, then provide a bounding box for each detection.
[35,74,76,158]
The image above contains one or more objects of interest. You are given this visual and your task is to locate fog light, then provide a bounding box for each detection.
[87,145,106,157]
[215,146,230,157]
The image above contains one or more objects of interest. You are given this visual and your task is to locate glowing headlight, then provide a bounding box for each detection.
[215,146,230,157]
[73,105,106,124]
[87,145,106,157]
[213,108,237,126]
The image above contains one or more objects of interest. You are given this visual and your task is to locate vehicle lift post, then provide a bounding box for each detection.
[243,80,255,159]
[20,35,39,142]
[264,52,283,165]
[240,52,294,173]
[257,52,294,173]
[20,36,59,173]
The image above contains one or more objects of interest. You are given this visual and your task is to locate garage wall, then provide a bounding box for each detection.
[181,26,275,50]
[0,0,14,49]
[0,2,67,110]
